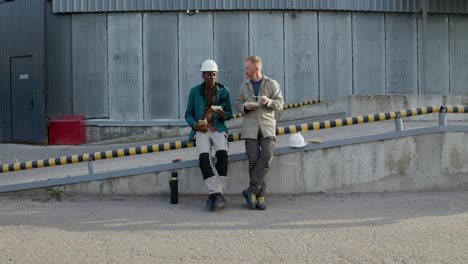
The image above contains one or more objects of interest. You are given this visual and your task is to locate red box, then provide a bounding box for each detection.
[49,115,86,145]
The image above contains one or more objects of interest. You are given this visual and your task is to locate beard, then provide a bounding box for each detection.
[205,80,216,87]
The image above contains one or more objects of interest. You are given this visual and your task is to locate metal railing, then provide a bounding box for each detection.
[1,105,466,174]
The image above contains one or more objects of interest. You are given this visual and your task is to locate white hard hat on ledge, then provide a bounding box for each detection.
[289,132,307,148]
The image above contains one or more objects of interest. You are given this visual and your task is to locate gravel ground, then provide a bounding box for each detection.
[1,191,467,264]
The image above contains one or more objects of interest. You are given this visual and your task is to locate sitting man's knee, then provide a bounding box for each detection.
[215,150,228,160]
[215,150,228,176]
[199,153,214,179]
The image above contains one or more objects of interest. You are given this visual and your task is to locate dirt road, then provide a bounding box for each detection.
[1,191,467,263]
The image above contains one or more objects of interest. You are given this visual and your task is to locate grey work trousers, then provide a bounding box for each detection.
[245,129,276,196]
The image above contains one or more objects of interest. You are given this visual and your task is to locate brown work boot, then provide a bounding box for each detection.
[242,189,257,209]
[256,196,266,210]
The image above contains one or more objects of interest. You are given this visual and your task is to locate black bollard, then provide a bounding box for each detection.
[170,171,178,204]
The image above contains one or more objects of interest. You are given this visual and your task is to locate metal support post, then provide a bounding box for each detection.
[88,158,95,174]
[439,107,447,127]
[395,114,404,131]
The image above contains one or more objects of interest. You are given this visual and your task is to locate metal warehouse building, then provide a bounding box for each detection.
[1,0,468,143]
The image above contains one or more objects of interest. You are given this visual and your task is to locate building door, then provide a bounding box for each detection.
[10,56,35,142]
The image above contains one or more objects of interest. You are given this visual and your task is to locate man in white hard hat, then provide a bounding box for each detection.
[185,59,233,211]
[236,56,284,210]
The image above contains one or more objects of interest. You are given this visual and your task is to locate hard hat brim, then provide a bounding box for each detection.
[290,143,307,148]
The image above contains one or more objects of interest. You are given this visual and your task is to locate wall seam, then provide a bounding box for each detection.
[448,14,451,95]
[177,12,181,119]
[141,12,145,119]
[317,11,320,99]
[351,12,355,96]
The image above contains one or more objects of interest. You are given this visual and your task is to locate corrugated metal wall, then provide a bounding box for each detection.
[44,9,468,121]
[47,0,72,117]
[52,0,468,14]
[108,13,144,119]
[143,12,179,119]
[213,11,249,117]
[449,14,468,95]
[178,11,214,119]
[72,13,108,118]
[386,13,418,94]
[249,11,285,95]
[285,11,319,101]
[419,14,449,94]
[0,0,46,142]
[0,1,465,141]
[319,11,353,100]
[352,13,385,94]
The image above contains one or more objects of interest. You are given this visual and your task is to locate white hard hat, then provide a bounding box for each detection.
[289,132,307,148]
[200,59,218,72]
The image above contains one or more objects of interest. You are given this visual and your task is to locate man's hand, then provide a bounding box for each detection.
[216,109,227,120]
[259,95,269,106]
[244,102,258,111]
[193,120,208,133]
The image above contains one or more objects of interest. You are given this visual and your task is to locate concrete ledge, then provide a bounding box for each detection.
[85,100,346,143]
[65,131,468,195]
[86,125,193,144]
[84,95,468,143]
[3,126,468,195]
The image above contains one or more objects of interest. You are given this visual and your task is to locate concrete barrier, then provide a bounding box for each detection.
[58,132,468,195]
[85,100,346,143]
[89,94,468,144]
